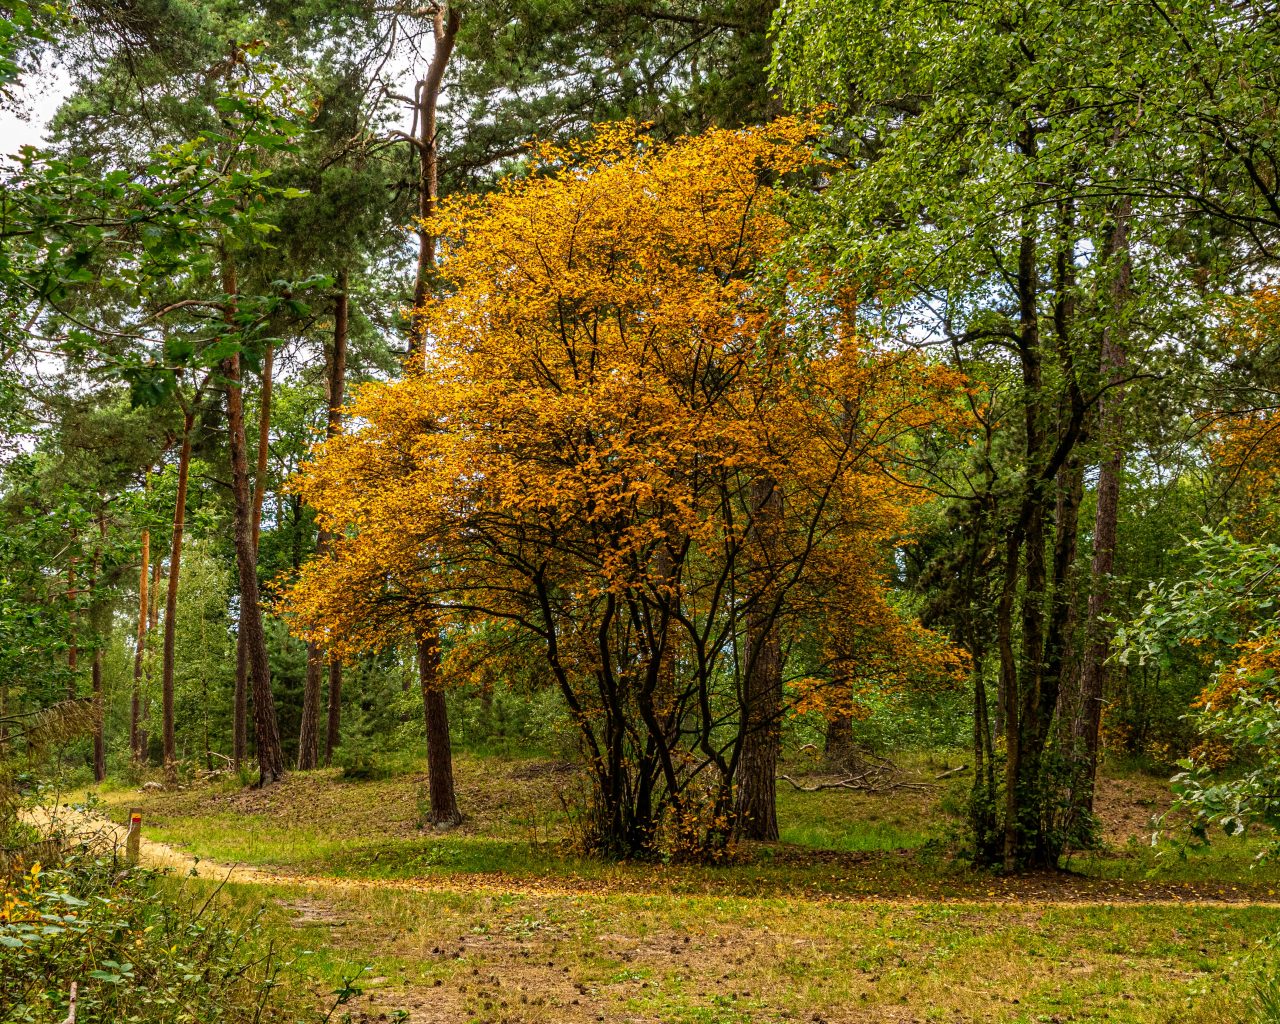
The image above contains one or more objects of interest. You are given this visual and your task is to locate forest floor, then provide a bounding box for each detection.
[69,752,1280,1024]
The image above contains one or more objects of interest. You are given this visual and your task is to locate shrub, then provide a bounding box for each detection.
[0,845,316,1023]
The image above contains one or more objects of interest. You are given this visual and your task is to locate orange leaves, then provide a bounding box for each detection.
[279,117,968,715]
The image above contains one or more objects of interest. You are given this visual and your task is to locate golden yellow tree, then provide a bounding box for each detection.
[281,119,968,857]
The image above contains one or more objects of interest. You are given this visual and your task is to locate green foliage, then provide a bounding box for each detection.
[450,684,575,760]
[0,851,314,1023]
[1254,936,1280,1024]
[1169,686,1280,857]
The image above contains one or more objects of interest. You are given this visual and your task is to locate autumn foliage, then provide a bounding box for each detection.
[281,120,968,857]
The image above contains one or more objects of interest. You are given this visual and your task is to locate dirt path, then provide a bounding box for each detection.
[28,802,1280,910]
[27,802,270,884]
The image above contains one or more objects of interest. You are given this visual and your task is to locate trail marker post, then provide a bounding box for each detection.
[125,809,142,866]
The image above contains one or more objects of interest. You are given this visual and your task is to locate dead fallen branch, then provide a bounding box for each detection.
[778,772,935,794]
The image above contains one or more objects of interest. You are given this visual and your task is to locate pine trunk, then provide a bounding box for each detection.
[735,476,782,842]
[162,410,194,780]
[408,6,460,361]
[131,509,150,763]
[1069,200,1132,820]
[138,558,159,759]
[320,274,348,764]
[222,259,285,787]
[233,630,248,768]
[298,644,322,770]
[66,557,77,698]
[417,634,461,826]
[91,511,106,783]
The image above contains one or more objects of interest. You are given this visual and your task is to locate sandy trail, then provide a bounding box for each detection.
[21,801,1280,911]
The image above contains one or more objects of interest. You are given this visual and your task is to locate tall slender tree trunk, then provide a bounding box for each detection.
[139,558,159,757]
[252,342,274,550]
[91,508,106,782]
[66,556,77,698]
[402,15,461,795]
[408,5,461,364]
[223,263,286,786]
[162,409,195,781]
[298,649,322,770]
[131,482,151,763]
[418,632,461,826]
[1068,200,1133,822]
[312,272,349,767]
[1003,212,1043,873]
[233,630,248,768]
[736,476,782,842]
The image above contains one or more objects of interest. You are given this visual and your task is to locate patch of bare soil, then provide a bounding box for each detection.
[277,897,347,928]
[1092,772,1171,846]
[345,918,840,1024]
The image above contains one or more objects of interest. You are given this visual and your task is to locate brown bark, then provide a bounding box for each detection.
[323,273,349,764]
[1003,209,1043,873]
[824,714,854,767]
[1069,200,1133,817]
[417,633,461,826]
[298,645,322,770]
[66,557,77,698]
[233,629,247,768]
[138,557,159,757]
[161,409,195,780]
[408,5,461,363]
[90,510,106,783]
[252,342,274,551]
[131,489,151,763]
[325,660,343,763]
[223,263,286,786]
[735,476,782,842]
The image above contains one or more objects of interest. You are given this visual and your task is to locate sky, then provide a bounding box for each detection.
[0,60,69,155]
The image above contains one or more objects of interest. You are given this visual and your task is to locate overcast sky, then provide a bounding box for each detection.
[0,61,70,155]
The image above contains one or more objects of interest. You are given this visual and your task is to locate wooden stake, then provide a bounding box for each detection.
[125,809,142,866]
[60,981,78,1024]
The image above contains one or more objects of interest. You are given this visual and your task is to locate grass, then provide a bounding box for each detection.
[203,874,1275,1023]
[90,752,1280,1022]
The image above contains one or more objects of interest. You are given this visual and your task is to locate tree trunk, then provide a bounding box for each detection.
[138,557,159,759]
[223,262,285,787]
[418,633,461,826]
[1003,211,1044,873]
[252,342,274,551]
[1068,200,1132,821]
[233,629,247,768]
[91,510,106,783]
[824,712,853,763]
[66,556,77,698]
[162,409,195,781]
[298,644,322,770]
[322,272,348,765]
[407,5,460,361]
[131,491,150,763]
[735,476,782,842]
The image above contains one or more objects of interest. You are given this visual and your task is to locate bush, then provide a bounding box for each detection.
[0,844,316,1023]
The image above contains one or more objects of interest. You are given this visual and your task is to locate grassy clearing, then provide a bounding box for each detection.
[207,874,1275,1024]
[91,753,1280,1023]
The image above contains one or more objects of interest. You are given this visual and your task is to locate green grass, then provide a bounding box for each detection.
[92,752,1280,1022]
[194,872,1278,1024]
